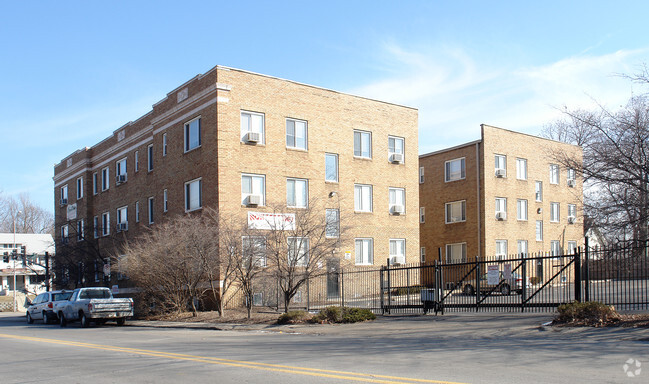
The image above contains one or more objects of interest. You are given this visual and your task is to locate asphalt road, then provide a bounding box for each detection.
[0,312,647,383]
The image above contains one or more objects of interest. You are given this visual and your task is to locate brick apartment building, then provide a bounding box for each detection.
[419,124,583,265]
[53,65,419,292]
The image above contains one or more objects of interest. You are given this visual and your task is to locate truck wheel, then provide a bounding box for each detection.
[116,318,126,326]
[26,312,34,324]
[59,313,67,327]
[43,311,50,324]
[80,312,90,328]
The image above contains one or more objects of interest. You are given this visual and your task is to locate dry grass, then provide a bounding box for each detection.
[145,307,281,325]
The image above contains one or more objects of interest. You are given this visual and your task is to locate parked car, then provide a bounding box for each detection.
[462,272,530,296]
[57,287,133,327]
[26,290,73,324]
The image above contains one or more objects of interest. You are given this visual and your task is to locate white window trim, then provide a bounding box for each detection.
[550,202,560,222]
[148,197,154,225]
[354,184,373,213]
[325,153,338,183]
[116,206,128,231]
[93,216,99,239]
[495,154,507,176]
[240,110,266,144]
[353,130,372,159]
[134,150,139,172]
[135,201,140,223]
[242,236,267,268]
[517,199,528,221]
[185,178,203,212]
[495,240,508,258]
[420,247,426,263]
[535,181,543,202]
[445,157,466,182]
[495,197,507,216]
[446,242,467,263]
[388,135,405,162]
[550,164,559,185]
[355,238,374,265]
[286,178,309,208]
[102,212,110,236]
[76,177,83,200]
[162,133,168,156]
[445,200,466,224]
[147,144,154,172]
[184,117,202,153]
[389,187,406,214]
[325,209,340,239]
[286,118,308,150]
[516,158,527,180]
[241,173,266,206]
[419,167,424,184]
[163,189,168,212]
[101,167,110,191]
[92,172,98,195]
[287,237,309,267]
[536,220,543,241]
[419,207,425,223]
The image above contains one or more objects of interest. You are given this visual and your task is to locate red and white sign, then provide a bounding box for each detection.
[247,211,296,230]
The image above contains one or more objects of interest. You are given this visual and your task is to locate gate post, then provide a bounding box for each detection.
[386,259,391,314]
[341,268,345,308]
[584,238,590,302]
[475,257,481,312]
[574,247,582,303]
[521,256,527,313]
[380,267,385,315]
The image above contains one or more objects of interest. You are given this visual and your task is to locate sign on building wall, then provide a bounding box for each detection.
[67,203,77,221]
[247,211,296,230]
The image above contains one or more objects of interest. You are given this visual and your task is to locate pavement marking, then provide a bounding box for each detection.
[0,333,467,384]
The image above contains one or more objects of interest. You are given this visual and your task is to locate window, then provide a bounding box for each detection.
[101,167,109,191]
[550,202,560,222]
[496,240,508,258]
[93,216,99,239]
[325,209,339,238]
[389,239,405,263]
[287,237,309,267]
[567,168,576,183]
[163,133,168,156]
[117,206,128,231]
[116,158,127,182]
[163,189,168,212]
[135,201,140,223]
[536,221,543,241]
[61,225,69,241]
[517,240,528,257]
[550,164,559,184]
[185,178,202,212]
[419,207,425,223]
[241,174,266,206]
[60,185,68,204]
[388,136,404,161]
[568,204,576,221]
[325,153,338,182]
[535,181,543,202]
[77,220,84,241]
[550,241,561,256]
[353,130,372,158]
[355,238,373,265]
[241,111,265,144]
[420,247,426,263]
[135,151,139,172]
[495,154,506,176]
[516,158,527,180]
[185,117,201,152]
[242,236,266,268]
[92,172,98,195]
[446,243,466,263]
[286,118,307,150]
[76,177,83,200]
[101,212,110,236]
[147,144,154,172]
[389,187,405,214]
[567,241,577,255]
[445,158,465,182]
[495,197,507,219]
[354,184,373,212]
[445,200,466,223]
[287,178,308,208]
[148,197,154,224]
[419,167,424,184]
[517,199,528,221]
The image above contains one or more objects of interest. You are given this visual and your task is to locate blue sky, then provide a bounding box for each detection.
[1,1,648,213]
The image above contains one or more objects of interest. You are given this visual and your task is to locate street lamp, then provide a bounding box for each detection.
[13,210,21,312]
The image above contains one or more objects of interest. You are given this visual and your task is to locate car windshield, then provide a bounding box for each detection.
[79,289,112,299]
[53,292,73,301]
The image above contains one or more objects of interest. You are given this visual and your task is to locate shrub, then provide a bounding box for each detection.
[277,310,310,325]
[555,301,620,326]
[341,307,376,323]
[310,306,342,323]
[310,306,376,324]
[390,286,423,296]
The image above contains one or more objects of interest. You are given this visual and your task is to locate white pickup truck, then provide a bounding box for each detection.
[57,287,133,327]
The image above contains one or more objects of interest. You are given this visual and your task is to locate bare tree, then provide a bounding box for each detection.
[0,192,54,235]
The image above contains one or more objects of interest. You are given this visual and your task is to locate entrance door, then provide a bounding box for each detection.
[327,259,340,299]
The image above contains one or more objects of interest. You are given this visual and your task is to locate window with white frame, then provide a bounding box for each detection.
[101,167,109,191]
[162,133,168,156]
[148,197,154,224]
[517,199,528,221]
[116,158,127,182]
[446,243,466,263]
[135,201,140,223]
[185,178,202,212]
[550,164,559,184]
[495,154,506,176]
[355,238,373,265]
[445,158,465,182]
[353,130,372,158]
[536,220,543,241]
[77,220,84,241]
[354,184,373,212]
[567,241,577,255]
[288,237,309,267]
[495,197,507,219]
[516,158,527,180]
[102,212,110,236]
[567,168,576,183]
[420,247,426,263]
[286,118,307,150]
[550,240,561,256]
[550,202,560,222]
[388,136,404,162]
[240,111,265,144]
[92,172,98,195]
[517,240,528,257]
[287,178,308,208]
[445,200,466,223]
[116,206,127,231]
[61,225,69,241]
[185,117,201,152]
[325,153,338,182]
[496,240,508,258]
[535,181,543,202]
[60,185,68,204]
[325,209,339,238]
[419,167,424,184]
[93,216,99,239]
[419,207,425,223]
[76,177,83,200]
[389,187,405,214]
[389,239,405,264]
[163,189,168,212]
[147,144,154,172]
[568,204,576,221]
[241,174,265,206]
[135,150,139,172]
[242,236,267,268]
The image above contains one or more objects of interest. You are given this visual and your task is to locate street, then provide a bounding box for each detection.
[0,312,646,383]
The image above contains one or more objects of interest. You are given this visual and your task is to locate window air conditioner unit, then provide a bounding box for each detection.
[390,255,406,265]
[117,222,128,232]
[495,169,506,178]
[246,195,261,206]
[389,153,404,164]
[567,179,575,187]
[568,216,576,224]
[116,174,127,184]
[245,132,260,143]
[496,212,506,221]
[60,198,68,205]
[391,205,405,215]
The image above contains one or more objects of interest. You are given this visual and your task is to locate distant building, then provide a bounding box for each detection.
[0,233,54,295]
[419,124,583,268]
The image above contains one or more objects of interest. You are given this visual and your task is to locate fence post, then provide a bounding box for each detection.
[386,259,391,314]
[380,266,385,315]
[521,255,527,313]
[341,268,345,308]
[574,247,582,303]
[475,257,481,312]
[306,275,310,311]
[584,238,590,302]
